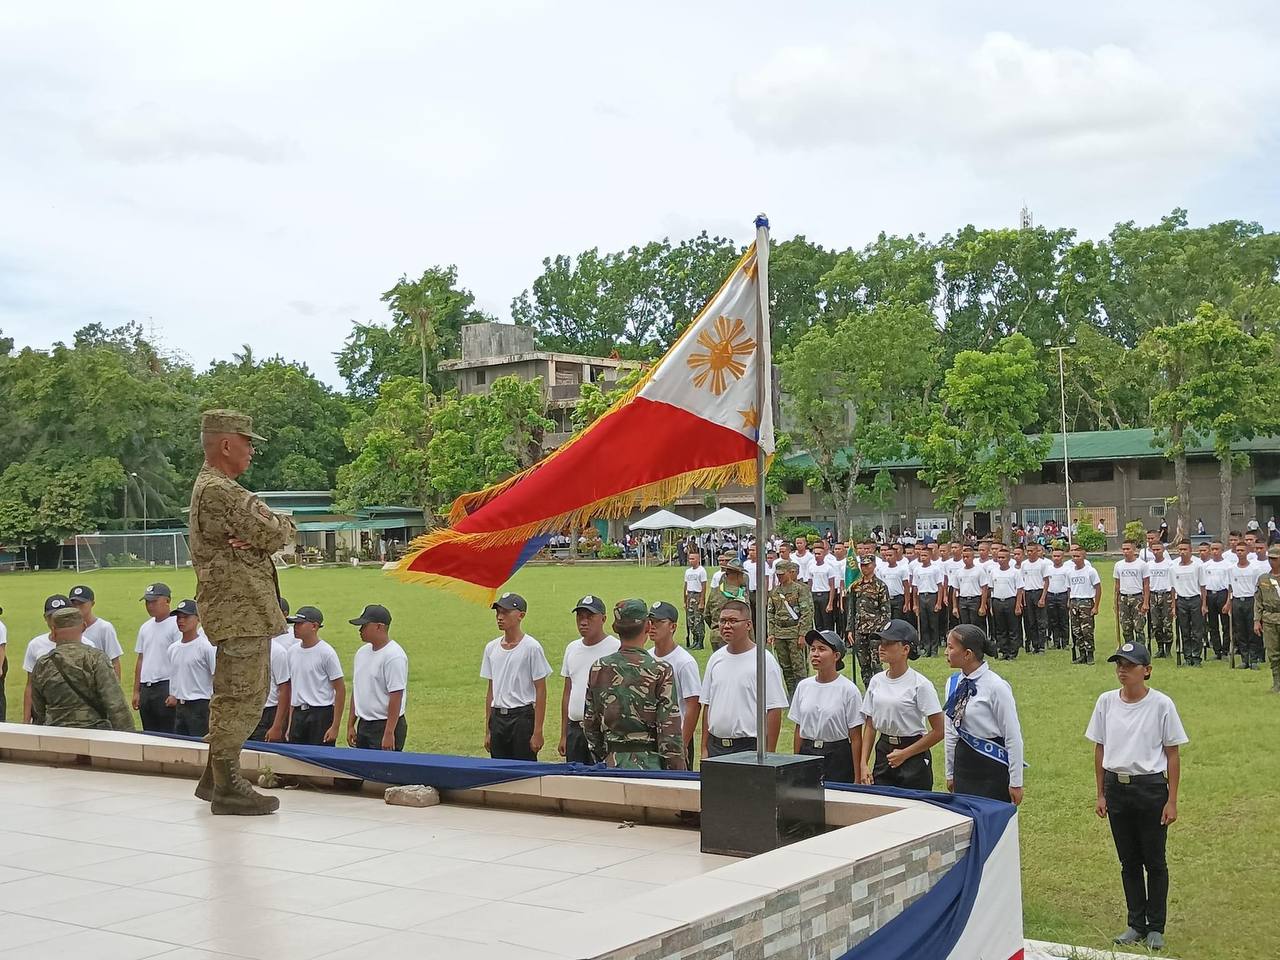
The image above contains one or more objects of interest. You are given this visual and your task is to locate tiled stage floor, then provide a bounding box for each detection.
[0,762,734,960]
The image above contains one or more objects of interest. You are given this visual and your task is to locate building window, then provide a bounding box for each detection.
[1137,458,1167,481]
[784,478,805,495]
[1150,503,1166,517]
[1074,462,1114,484]
[1022,508,1068,528]
[1040,463,1064,484]
[474,369,487,386]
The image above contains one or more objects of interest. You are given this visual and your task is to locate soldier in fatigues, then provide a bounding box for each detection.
[1253,545,1280,693]
[190,410,297,815]
[30,607,135,731]
[767,560,812,697]
[704,559,748,651]
[851,554,890,684]
[583,599,687,770]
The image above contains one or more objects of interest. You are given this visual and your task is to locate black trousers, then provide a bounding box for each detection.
[799,737,855,784]
[1046,592,1070,648]
[957,596,982,626]
[138,681,175,733]
[289,704,336,745]
[174,699,210,738]
[991,597,1019,658]
[565,719,594,764]
[1022,590,1046,652]
[917,594,941,655]
[1206,589,1229,656]
[873,734,933,791]
[1175,597,1205,663]
[489,704,537,760]
[249,705,280,742]
[889,595,907,626]
[354,716,407,751]
[1232,597,1259,664]
[812,592,833,631]
[952,738,1011,802]
[1104,773,1170,935]
[833,593,847,637]
[707,735,756,758]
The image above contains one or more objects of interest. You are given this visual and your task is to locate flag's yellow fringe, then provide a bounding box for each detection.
[447,243,760,526]
[391,454,771,600]
[387,569,504,606]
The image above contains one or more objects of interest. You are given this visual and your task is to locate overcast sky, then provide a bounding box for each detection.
[3,1,1277,386]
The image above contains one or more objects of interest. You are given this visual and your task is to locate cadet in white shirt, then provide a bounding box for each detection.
[284,606,345,746]
[1019,544,1050,653]
[789,630,862,783]
[1171,540,1207,666]
[943,624,1024,805]
[859,620,943,790]
[910,548,947,657]
[67,585,123,678]
[988,546,1024,661]
[1227,542,1263,668]
[1113,542,1150,647]
[647,601,702,769]
[23,595,95,724]
[1145,541,1176,658]
[251,598,294,743]
[809,542,840,632]
[880,551,911,626]
[950,546,992,627]
[164,600,216,738]
[0,605,7,721]
[1202,542,1231,660]
[1044,547,1072,650]
[1068,545,1103,664]
[792,537,815,585]
[482,592,551,761]
[347,604,409,751]
[132,583,182,733]
[1086,641,1187,952]
[559,595,621,763]
[683,552,709,650]
[701,599,789,758]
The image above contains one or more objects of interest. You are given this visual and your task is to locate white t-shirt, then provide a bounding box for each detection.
[1228,561,1262,598]
[1068,564,1101,600]
[683,566,708,595]
[1146,557,1174,592]
[742,559,758,592]
[861,668,943,737]
[788,675,863,742]
[911,562,946,595]
[24,634,94,672]
[265,634,293,708]
[481,634,553,709]
[0,618,6,652]
[288,639,344,707]
[1045,561,1072,594]
[82,619,123,662]
[793,551,815,584]
[1113,559,1149,596]
[353,639,409,721]
[655,645,702,724]
[1019,557,1049,592]
[1202,558,1231,592]
[710,570,725,590]
[952,563,992,598]
[700,645,789,739]
[561,634,621,722]
[1085,688,1189,776]
[989,565,1021,601]
[1171,559,1206,599]
[168,634,217,701]
[880,562,910,599]
[135,617,182,683]
[810,556,840,593]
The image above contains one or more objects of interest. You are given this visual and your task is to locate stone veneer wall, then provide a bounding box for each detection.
[601,822,973,960]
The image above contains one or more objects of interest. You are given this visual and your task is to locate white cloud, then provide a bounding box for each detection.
[83,105,295,165]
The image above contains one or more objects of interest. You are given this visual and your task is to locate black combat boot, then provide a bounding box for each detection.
[211,758,280,816]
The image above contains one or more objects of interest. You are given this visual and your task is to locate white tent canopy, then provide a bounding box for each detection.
[691,507,755,530]
[628,509,694,531]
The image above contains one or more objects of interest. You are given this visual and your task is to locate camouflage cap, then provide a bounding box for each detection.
[614,598,649,622]
[1269,545,1280,559]
[200,408,266,441]
[775,560,799,574]
[720,558,745,574]
[49,606,84,628]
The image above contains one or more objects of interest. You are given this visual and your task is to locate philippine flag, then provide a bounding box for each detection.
[392,238,775,603]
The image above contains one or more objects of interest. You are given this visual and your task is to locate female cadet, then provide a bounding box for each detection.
[788,629,863,783]
[942,624,1025,805]
[858,619,944,790]
[1086,640,1188,953]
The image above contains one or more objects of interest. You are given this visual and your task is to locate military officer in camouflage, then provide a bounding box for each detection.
[850,554,890,684]
[1253,544,1280,693]
[583,599,687,770]
[30,607,135,731]
[190,409,297,815]
[704,558,749,650]
[767,560,813,697]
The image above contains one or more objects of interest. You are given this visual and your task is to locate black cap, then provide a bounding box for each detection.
[44,594,71,614]
[170,599,198,618]
[288,605,325,626]
[804,628,847,657]
[278,597,290,616]
[141,582,171,601]
[68,585,95,602]
[647,600,680,623]
[571,594,606,615]
[492,592,527,612]
[876,619,920,659]
[1108,642,1152,666]
[348,604,391,626]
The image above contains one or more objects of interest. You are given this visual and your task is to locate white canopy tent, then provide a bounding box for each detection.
[628,509,694,531]
[691,507,756,530]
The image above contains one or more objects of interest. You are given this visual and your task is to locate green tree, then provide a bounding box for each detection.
[0,458,126,560]
[569,367,644,432]
[336,377,434,521]
[821,232,938,315]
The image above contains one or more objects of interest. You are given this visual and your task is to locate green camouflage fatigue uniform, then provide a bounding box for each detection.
[190,447,296,765]
[583,646,687,770]
[1069,598,1096,661]
[1253,566,1280,691]
[768,569,813,697]
[705,582,748,651]
[31,639,135,731]
[1148,593,1174,657]
[852,574,890,683]
[1118,594,1145,646]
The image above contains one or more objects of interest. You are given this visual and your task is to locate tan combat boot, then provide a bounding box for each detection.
[194,755,214,802]
[210,758,280,816]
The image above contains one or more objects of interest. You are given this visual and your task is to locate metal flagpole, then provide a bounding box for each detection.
[752,213,772,765]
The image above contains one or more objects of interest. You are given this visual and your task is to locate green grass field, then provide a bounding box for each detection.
[1,560,1275,959]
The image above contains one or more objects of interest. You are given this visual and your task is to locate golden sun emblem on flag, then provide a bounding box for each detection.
[687,315,756,395]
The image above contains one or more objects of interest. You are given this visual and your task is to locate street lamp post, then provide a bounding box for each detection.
[1047,339,1076,537]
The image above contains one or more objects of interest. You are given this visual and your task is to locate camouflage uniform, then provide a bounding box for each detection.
[767,563,812,697]
[190,410,296,814]
[583,601,687,770]
[1253,559,1280,691]
[31,615,135,732]
[1069,598,1097,662]
[704,576,748,651]
[1148,592,1174,658]
[851,571,890,684]
[1117,593,1145,647]
[684,590,706,649]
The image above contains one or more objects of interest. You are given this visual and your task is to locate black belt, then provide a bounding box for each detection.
[495,704,534,716]
[568,719,582,728]
[297,703,333,711]
[878,733,922,747]
[800,737,849,750]
[1105,771,1168,785]
[713,736,755,748]
[174,698,209,706]
[1047,591,1069,598]
[140,680,168,688]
